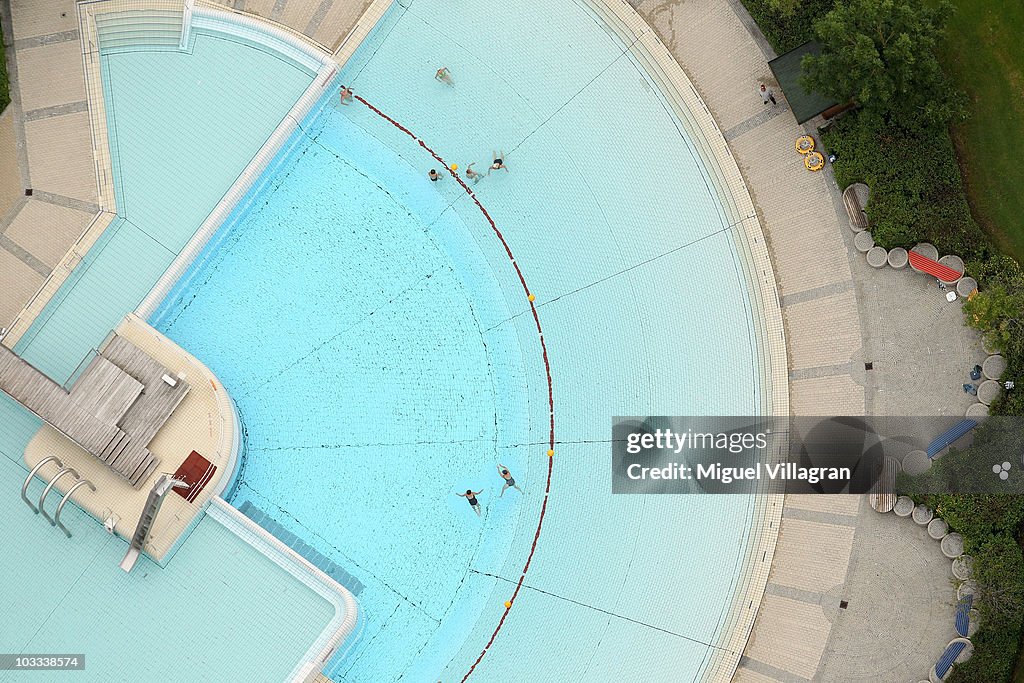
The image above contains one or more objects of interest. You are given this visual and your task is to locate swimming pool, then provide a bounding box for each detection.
[0,396,338,683]
[151,0,770,680]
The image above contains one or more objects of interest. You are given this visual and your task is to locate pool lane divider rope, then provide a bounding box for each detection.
[353,94,555,681]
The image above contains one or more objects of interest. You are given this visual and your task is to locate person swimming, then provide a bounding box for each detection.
[464,163,482,183]
[488,152,508,174]
[497,464,522,497]
[339,85,353,105]
[428,169,441,182]
[435,67,454,86]
[457,489,484,515]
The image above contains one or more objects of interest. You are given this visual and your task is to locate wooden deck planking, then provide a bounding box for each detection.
[0,334,188,488]
[0,345,122,454]
[70,355,144,424]
[102,335,190,446]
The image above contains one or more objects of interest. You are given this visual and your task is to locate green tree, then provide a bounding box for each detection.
[965,256,1024,358]
[800,0,964,128]
[764,0,802,16]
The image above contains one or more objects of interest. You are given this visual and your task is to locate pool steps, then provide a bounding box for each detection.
[94,9,184,53]
[238,500,365,596]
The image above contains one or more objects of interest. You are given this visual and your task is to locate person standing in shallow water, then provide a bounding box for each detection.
[435,67,454,86]
[497,464,522,497]
[457,489,484,515]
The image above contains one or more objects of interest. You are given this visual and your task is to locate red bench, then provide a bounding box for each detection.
[908,251,963,283]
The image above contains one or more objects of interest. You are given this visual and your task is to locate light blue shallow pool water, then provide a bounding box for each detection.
[153,0,766,681]
[0,25,334,683]
[2,0,767,681]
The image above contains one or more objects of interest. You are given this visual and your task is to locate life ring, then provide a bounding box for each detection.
[804,151,824,171]
[796,135,815,154]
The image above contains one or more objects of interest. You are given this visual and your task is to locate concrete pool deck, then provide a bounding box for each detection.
[22,312,237,561]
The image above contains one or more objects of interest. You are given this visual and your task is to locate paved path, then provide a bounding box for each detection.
[636,0,984,681]
[816,497,958,683]
[206,0,376,52]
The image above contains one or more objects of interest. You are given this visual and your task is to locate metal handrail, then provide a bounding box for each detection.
[54,479,97,538]
[21,456,64,513]
[38,467,80,523]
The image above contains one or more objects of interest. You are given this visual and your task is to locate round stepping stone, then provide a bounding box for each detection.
[854,230,874,252]
[957,276,977,297]
[894,495,915,517]
[913,504,934,525]
[978,379,1001,405]
[958,581,977,601]
[887,247,908,268]
[938,255,965,283]
[910,243,938,271]
[952,555,973,580]
[867,246,888,267]
[928,518,949,539]
[942,532,965,558]
[902,450,930,476]
[966,402,989,419]
[983,354,1007,380]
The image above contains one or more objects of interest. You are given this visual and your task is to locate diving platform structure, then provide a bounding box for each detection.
[0,335,190,488]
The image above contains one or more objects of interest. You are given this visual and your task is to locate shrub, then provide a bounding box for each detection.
[740,0,836,54]
[822,113,991,258]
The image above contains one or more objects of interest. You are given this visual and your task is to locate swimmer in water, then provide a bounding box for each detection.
[428,169,441,182]
[464,163,482,183]
[435,67,454,86]
[339,85,353,105]
[488,152,508,174]
[457,489,484,515]
[497,464,522,497]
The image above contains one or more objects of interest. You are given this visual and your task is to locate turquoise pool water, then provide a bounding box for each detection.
[13,28,315,382]
[152,0,765,680]
[3,0,767,680]
[0,24,336,683]
[0,399,336,683]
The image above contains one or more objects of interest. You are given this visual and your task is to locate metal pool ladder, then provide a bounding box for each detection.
[21,455,96,537]
[120,473,187,573]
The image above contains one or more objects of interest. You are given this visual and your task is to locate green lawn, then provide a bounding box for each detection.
[939,0,1024,263]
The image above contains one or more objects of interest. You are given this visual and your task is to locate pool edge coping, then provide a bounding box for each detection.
[581,1,789,680]
[206,496,360,683]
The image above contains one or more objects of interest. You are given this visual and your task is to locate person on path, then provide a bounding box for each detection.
[759,83,776,106]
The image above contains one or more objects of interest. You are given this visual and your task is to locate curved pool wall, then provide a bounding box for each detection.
[152,78,534,682]
[585,0,789,673]
[145,0,788,681]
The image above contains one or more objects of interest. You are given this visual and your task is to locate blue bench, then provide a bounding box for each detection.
[927,419,977,459]
[955,595,973,637]
[934,639,968,679]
